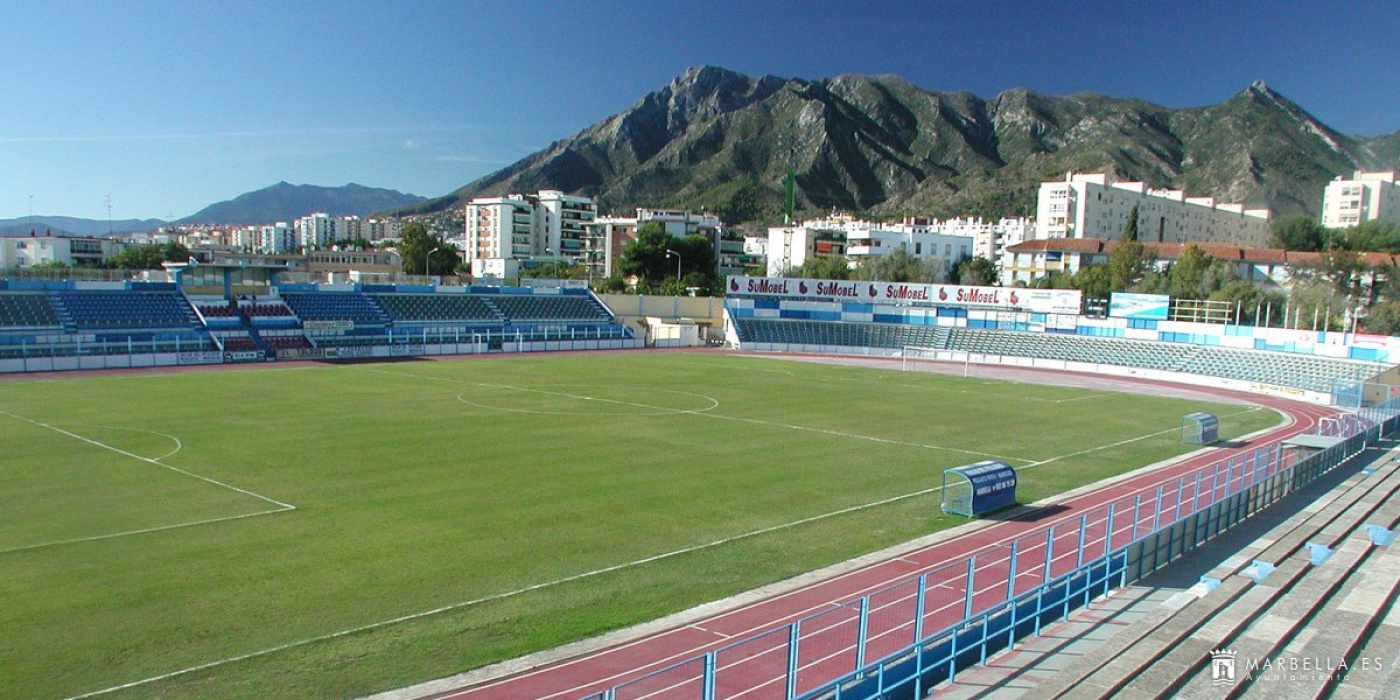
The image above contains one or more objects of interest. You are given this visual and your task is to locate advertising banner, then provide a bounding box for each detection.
[727,276,1081,312]
[1109,292,1171,319]
[303,320,354,331]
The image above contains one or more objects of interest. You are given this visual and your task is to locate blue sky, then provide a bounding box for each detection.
[3,0,1398,221]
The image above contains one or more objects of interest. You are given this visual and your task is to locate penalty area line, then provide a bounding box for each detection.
[0,409,296,511]
[60,483,953,700]
[0,507,293,556]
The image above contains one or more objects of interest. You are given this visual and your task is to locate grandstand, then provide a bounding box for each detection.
[944,436,1400,699]
[0,276,637,373]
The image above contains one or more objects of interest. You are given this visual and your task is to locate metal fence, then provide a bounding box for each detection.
[578,397,1400,700]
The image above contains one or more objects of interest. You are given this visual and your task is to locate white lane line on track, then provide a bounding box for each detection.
[62,368,1316,700]
[475,402,1320,699]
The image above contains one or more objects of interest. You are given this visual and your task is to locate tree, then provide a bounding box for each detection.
[1107,237,1151,293]
[1208,280,1285,326]
[786,255,851,280]
[1168,244,1213,299]
[1270,214,1327,251]
[1343,220,1400,252]
[398,222,458,276]
[1122,204,1140,242]
[618,222,714,286]
[954,256,998,286]
[852,248,946,283]
[107,242,190,270]
[1361,301,1400,336]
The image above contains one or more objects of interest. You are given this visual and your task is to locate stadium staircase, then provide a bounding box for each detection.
[1017,445,1400,700]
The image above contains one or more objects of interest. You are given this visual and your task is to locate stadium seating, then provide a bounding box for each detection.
[1027,447,1400,699]
[262,335,312,350]
[488,294,612,322]
[220,336,259,351]
[198,304,238,318]
[732,318,1384,394]
[280,292,388,324]
[56,290,200,330]
[243,303,294,317]
[0,292,61,328]
[370,294,502,323]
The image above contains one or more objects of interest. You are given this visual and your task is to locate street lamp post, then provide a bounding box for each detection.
[665,249,682,284]
[425,247,440,277]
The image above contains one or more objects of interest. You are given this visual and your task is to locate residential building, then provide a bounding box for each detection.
[998,238,1386,289]
[1036,172,1271,246]
[0,233,123,268]
[464,194,544,264]
[766,214,972,276]
[1322,171,1400,228]
[259,223,297,253]
[294,213,337,250]
[589,208,750,279]
[765,223,849,276]
[535,190,597,261]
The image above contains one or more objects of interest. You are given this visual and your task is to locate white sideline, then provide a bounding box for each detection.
[0,508,292,556]
[54,366,1283,699]
[0,409,296,511]
[58,406,1252,700]
[60,481,960,700]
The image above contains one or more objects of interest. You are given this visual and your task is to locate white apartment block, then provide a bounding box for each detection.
[0,233,121,268]
[464,195,539,262]
[1036,172,1271,247]
[1322,171,1400,228]
[890,216,1032,262]
[294,213,337,250]
[765,224,848,276]
[766,214,973,276]
[535,190,597,260]
[260,223,296,253]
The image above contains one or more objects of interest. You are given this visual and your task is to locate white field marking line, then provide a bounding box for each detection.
[465,383,721,415]
[356,364,1038,464]
[61,481,958,700]
[86,424,184,461]
[346,393,1317,698]
[693,412,1034,464]
[519,404,1316,697]
[0,409,295,511]
[1022,406,1264,468]
[0,508,291,556]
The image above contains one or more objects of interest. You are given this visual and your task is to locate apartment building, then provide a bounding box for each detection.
[1036,172,1271,246]
[0,233,122,268]
[766,214,973,276]
[1322,171,1400,228]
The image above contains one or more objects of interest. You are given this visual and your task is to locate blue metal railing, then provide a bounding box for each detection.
[577,396,1400,700]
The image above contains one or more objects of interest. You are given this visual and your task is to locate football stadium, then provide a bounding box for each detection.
[3,271,1399,700]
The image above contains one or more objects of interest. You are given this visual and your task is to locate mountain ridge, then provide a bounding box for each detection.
[400,66,1399,222]
[179,182,426,225]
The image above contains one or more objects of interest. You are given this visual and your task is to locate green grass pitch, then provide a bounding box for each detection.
[0,352,1279,699]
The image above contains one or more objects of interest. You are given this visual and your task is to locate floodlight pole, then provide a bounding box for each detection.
[426,247,440,277]
[665,249,682,283]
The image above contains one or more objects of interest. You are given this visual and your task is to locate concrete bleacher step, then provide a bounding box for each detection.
[1250,542,1400,700]
[1032,449,1400,700]
[1121,459,1400,699]
[1331,570,1400,700]
[1173,539,1370,699]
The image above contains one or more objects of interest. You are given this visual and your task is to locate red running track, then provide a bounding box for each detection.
[428,379,1337,700]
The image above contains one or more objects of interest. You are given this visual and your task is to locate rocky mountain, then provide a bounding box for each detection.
[0,216,166,237]
[404,67,1398,222]
[181,182,425,225]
